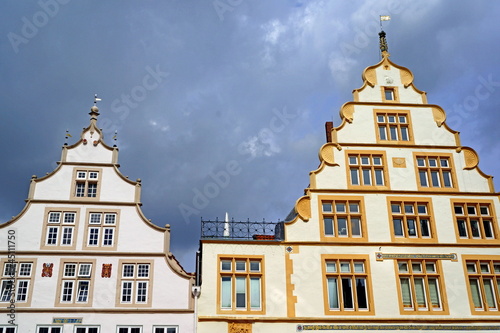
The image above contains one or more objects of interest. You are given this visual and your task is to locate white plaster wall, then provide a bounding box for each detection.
[33,166,74,200]
[98,167,136,202]
[410,107,458,146]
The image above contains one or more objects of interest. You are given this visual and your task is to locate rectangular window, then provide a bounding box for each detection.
[73,169,100,199]
[320,197,365,241]
[464,258,500,313]
[85,211,119,249]
[37,327,62,333]
[415,154,455,190]
[347,152,388,188]
[42,209,78,248]
[396,260,446,313]
[384,88,395,101]
[0,261,34,305]
[117,328,141,333]
[153,327,178,333]
[323,256,373,315]
[0,326,16,333]
[376,111,412,143]
[218,256,264,313]
[452,201,498,243]
[389,199,435,242]
[118,262,152,307]
[75,327,99,333]
[57,261,94,306]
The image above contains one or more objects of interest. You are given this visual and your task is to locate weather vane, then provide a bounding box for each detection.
[94,94,102,105]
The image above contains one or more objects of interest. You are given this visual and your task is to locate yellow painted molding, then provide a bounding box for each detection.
[432,106,447,127]
[459,146,479,170]
[339,103,355,123]
[318,143,339,166]
[363,67,377,87]
[400,68,413,88]
[295,196,311,222]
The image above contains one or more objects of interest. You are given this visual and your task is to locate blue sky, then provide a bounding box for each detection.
[1,1,500,271]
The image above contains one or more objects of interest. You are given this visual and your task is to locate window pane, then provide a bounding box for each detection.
[235,277,246,308]
[374,169,384,185]
[340,262,350,273]
[385,89,394,100]
[454,205,464,215]
[89,214,101,224]
[391,204,401,213]
[401,278,412,307]
[414,278,426,307]
[401,127,409,141]
[407,219,416,237]
[417,158,425,167]
[349,203,359,213]
[354,262,364,273]
[335,203,346,213]
[250,277,261,309]
[137,264,150,278]
[351,218,361,236]
[480,206,490,215]
[341,278,353,309]
[417,205,427,214]
[338,218,347,236]
[221,261,231,271]
[355,278,368,309]
[322,203,332,212]
[404,205,414,214]
[398,262,408,272]
[469,278,483,308]
[362,169,371,185]
[379,126,387,140]
[324,218,334,236]
[361,157,369,165]
[393,219,403,236]
[440,159,449,167]
[349,156,358,165]
[221,277,231,308]
[429,159,437,167]
[250,261,260,272]
[377,115,385,123]
[235,261,246,271]
[420,219,430,237]
[419,171,428,187]
[136,281,148,302]
[428,278,440,308]
[471,220,481,238]
[442,171,452,187]
[430,171,440,187]
[123,265,134,277]
[77,281,89,302]
[467,206,477,215]
[373,157,382,165]
[327,277,339,309]
[389,126,398,140]
[483,279,496,309]
[350,169,359,185]
[326,262,337,273]
[483,221,493,238]
[457,220,467,237]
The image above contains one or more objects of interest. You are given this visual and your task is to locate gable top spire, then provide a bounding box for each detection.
[379,30,389,55]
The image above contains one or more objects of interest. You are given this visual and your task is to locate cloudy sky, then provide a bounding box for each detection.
[1,1,499,271]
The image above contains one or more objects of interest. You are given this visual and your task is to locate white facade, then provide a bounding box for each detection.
[0,105,195,333]
[197,48,500,332]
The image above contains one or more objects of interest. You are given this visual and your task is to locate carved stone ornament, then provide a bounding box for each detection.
[295,196,311,222]
[228,322,252,333]
[101,264,112,278]
[41,263,53,277]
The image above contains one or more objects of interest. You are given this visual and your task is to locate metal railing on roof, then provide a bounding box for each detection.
[200,218,284,241]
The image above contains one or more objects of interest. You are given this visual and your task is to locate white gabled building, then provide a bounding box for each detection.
[196,33,500,333]
[0,102,195,333]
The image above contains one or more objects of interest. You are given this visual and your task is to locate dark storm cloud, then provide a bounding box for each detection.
[1,0,500,270]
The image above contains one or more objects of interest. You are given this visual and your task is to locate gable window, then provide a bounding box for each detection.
[388,198,435,242]
[56,261,95,307]
[218,256,264,314]
[117,328,141,333]
[153,326,178,333]
[376,111,413,143]
[463,257,500,314]
[42,210,78,248]
[347,151,389,189]
[0,260,35,306]
[83,210,119,250]
[414,154,456,191]
[396,260,447,314]
[71,169,101,200]
[452,201,498,243]
[0,327,16,333]
[117,261,153,307]
[75,327,99,333]
[36,327,62,333]
[322,255,373,315]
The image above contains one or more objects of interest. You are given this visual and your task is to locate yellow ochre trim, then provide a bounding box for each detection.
[285,245,299,318]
